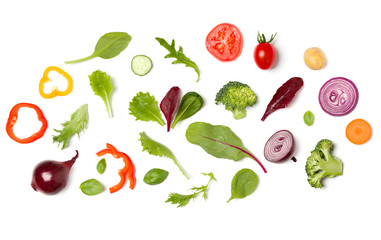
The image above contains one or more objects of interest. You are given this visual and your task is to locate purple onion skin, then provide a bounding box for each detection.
[31,150,78,195]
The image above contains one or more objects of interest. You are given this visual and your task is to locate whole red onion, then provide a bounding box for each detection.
[31,150,78,195]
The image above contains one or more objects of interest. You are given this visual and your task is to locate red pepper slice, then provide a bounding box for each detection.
[6,103,48,144]
[96,143,136,193]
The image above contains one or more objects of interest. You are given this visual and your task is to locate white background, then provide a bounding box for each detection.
[1,0,379,239]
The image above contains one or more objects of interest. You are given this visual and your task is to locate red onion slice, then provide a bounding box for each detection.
[319,77,359,116]
[264,130,294,163]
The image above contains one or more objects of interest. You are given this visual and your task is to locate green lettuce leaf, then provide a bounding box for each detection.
[53,104,89,149]
[89,70,114,118]
[129,92,165,126]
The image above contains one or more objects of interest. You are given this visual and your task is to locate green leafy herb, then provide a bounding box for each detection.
[171,92,203,129]
[139,132,189,179]
[155,37,200,82]
[143,168,169,185]
[129,92,165,126]
[166,172,216,207]
[186,122,267,173]
[89,70,114,118]
[303,110,315,126]
[65,32,131,64]
[96,158,106,175]
[53,104,89,149]
[227,169,258,203]
[79,179,103,196]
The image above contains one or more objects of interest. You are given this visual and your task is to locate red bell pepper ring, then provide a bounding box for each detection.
[6,103,48,144]
[96,143,136,193]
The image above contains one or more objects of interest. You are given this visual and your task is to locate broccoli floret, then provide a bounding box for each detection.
[305,139,343,188]
[215,81,257,119]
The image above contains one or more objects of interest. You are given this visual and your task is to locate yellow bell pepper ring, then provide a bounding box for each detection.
[39,66,73,99]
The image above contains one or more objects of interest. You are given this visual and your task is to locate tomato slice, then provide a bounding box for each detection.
[206,23,243,62]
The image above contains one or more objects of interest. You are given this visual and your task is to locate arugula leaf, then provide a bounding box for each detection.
[65,32,131,64]
[139,132,189,179]
[155,37,200,82]
[53,104,88,149]
[166,172,216,207]
[129,92,165,126]
[89,70,114,118]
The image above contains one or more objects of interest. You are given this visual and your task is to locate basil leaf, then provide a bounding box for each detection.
[171,92,203,129]
[227,169,258,203]
[303,111,315,126]
[143,168,169,185]
[96,158,106,175]
[65,32,131,64]
[156,37,200,82]
[79,179,103,196]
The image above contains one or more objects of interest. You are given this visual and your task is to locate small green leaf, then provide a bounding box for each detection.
[227,169,258,203]
[303,111,315,126]
[143,168,169,185]
[53,104,89,149]
[171,92,204,129]
[129,92,165,126]
[156,37,200,82]
[79,179,103,196]
[96,158,106,175]
[65,32,131,64]
[89,70,114,118]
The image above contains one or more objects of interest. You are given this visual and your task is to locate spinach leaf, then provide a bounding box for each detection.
[129,92,165,126]
[139,132,190,179]
[53,104,88,149]
[171,92,203,129]
[143,168,169,185]
[89,70,114,118]
[65,32,131,64]
[227,169,258,203]
[303,110,314,126]
[156,37,200,82]
[186,122,267,173]
[79,179,103,196]
[96,158,106,175]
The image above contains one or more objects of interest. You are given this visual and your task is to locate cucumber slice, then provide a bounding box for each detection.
[131,55,152,76]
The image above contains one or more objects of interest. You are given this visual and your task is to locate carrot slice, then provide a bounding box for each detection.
[346,119,372,145]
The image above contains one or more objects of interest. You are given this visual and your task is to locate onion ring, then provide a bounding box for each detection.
[319,77,359,116]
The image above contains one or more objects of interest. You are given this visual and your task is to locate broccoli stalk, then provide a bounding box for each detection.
[305,139,343,188]
[215,81,257,120]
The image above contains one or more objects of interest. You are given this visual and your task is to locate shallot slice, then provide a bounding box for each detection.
[264,130,294,163]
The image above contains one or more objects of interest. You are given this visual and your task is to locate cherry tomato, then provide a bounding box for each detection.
[206,23,243,62]
[254,32,277,70]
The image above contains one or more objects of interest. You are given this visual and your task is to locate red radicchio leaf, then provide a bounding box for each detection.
[160,86,181,132]
[261,77,304,121]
